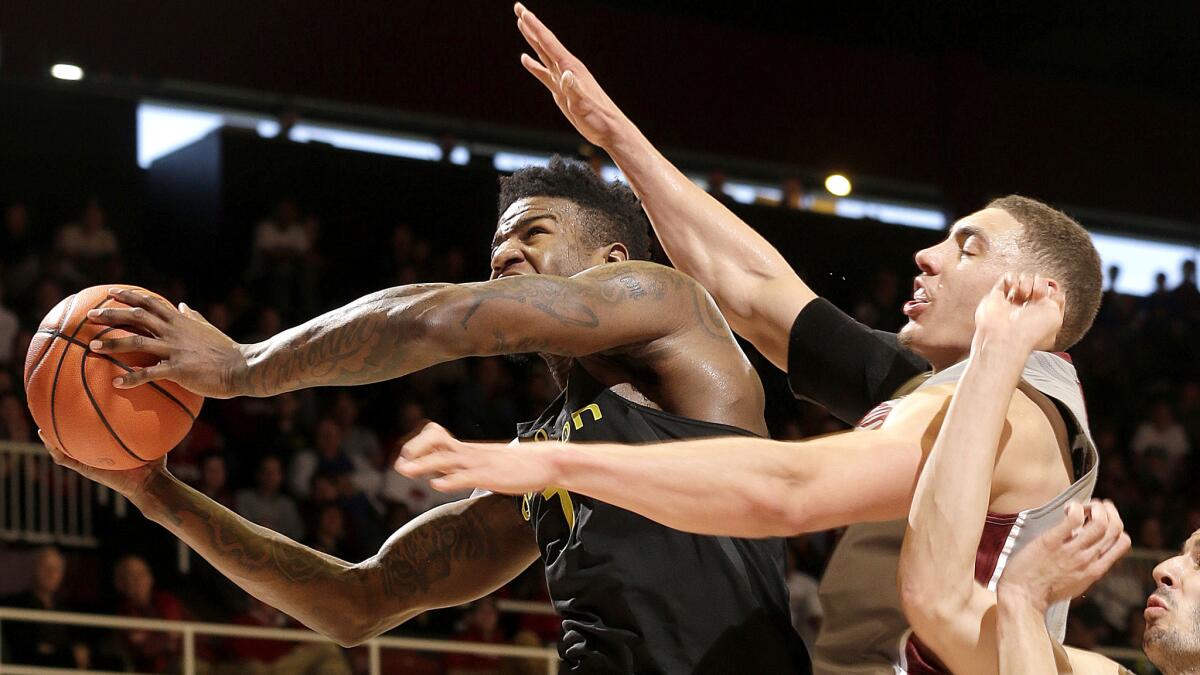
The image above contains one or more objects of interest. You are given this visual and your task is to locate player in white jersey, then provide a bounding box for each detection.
[398,6,1106,674]
[896,271,1129,673]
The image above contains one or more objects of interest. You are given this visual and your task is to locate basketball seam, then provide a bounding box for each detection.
[49,296,117,461]
[26,294,77,392]
[48,293,113,456]
[90,326,199,420]
[79,341,151,463]
[38,328,199,422]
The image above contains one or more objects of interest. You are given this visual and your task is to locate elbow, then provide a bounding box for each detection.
[898,572,964,634]
[747,478,813,537]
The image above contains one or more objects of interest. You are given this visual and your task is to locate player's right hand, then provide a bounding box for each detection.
[85,288,248,399]
[515,3,631,150]
[397,421,560,495]
[38,429,165,503]
[972,272,1065,354]
[997,499,1131,612]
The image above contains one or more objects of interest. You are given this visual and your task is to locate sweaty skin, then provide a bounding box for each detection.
[46,194,766,646]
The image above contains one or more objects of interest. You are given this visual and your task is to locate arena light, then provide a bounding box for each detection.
[824,174,852,197]
[50,64,84,81]
[136,103,223,169]
[1090,232,1200,296]
[288,123,442,161]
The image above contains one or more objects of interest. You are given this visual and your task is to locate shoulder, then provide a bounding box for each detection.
[573,260,704,296]
[1064,646,1128,674]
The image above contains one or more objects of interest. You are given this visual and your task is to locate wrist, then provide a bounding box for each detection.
[970,331,1035,365]
[132,468,177,523]
[997,579,1051,615]
[541,442,572,488]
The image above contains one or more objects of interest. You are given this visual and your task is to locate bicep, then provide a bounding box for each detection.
[444,263,709,358]
[724,274,813,371]
[359,494,539,633]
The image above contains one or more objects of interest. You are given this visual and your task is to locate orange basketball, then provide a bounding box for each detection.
[23,284,204,470]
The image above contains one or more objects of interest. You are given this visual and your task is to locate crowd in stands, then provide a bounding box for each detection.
[0,188,1196,673]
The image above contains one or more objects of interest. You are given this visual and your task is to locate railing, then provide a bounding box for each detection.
[0,607,560,675]
[0,441,107,547]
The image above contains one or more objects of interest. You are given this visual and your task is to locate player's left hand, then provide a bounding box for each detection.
[396,422,560,495]
[973,271,1065,353]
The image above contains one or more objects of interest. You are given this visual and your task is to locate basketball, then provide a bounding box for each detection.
[23,284,204,470]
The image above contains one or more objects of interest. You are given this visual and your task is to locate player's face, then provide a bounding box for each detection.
[490,197,609,280]
[1144,531,1200,671]
[897,208,1026,369]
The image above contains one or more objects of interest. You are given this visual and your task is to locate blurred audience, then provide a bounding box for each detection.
[0,547,91,669]
[236,455,305,541]
[112,555,184,673]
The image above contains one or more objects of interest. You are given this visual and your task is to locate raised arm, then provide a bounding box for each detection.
[40,434,538,647]
[87,261,728,398]
[513,4,814,368]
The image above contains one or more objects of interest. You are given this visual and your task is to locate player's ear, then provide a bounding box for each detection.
[604,243,629,264]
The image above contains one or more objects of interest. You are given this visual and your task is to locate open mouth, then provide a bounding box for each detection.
[903,283,931,318]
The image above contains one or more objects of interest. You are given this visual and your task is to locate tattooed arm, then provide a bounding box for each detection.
[38,432,538,647]
[87,261,727,398]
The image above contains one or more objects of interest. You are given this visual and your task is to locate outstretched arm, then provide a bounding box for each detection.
[41,434,537,647]
[87,261,727,398]
[513,4,814,368]
[398,384,954,539]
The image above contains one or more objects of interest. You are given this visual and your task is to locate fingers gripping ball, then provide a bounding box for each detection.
[23,285,203,469]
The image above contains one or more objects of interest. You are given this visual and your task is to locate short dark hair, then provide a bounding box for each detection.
[987,195,1102,350]
[498,156,652,260]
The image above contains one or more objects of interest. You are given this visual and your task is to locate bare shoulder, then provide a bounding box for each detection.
[573,260,706,297]
[1064,646,1129,674]
[575,261,734,341]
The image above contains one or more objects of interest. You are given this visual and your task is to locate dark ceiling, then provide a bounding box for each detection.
[1,0,1197,225]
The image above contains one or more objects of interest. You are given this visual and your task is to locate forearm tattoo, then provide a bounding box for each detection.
[377,507,498,601]
[242,263,730,395]
[148,474,332,584]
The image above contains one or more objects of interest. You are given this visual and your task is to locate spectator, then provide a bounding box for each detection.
[228,595,351,675]
[445,597,508,675]
[289,418,354,500]
[305,503,352,559]
[331,391,383,495]
[0,281,21,365]
[249,199,312,319]
[2,201,43,297]
[1131,400,1191,466]
[55,197,120,283]
[235,456,305,540]
[0,547,91,669]
[112,555,184,673]
[197,453,236,510]
[0,392,33,442]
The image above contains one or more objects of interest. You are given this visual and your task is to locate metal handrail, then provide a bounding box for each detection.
[0,606,560,675]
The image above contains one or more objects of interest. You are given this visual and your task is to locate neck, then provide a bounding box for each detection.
[33,588,54,606]
[539,353,574,389]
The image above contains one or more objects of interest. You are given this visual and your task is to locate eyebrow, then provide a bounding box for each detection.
[492,212,557,250]
[951,224,988,245]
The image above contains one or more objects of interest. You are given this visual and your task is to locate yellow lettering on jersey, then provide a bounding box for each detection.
[519,404,602,528]
[570,403,603,430]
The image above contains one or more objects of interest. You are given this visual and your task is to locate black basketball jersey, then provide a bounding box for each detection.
[516,365,810,674]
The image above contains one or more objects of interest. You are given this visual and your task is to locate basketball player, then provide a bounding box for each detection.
[396,7,1104,673]
[893,270,1132,673]
[896,272,1200,675]
[996,521,1200,674]
[48,157,809,673]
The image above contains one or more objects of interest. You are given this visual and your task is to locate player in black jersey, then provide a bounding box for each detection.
[46,157,809,672]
